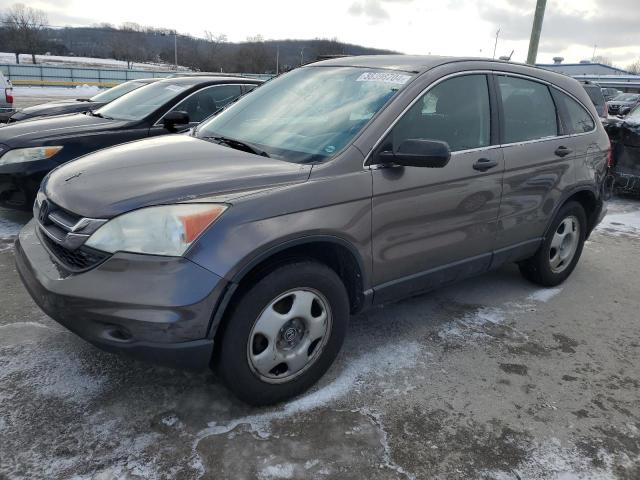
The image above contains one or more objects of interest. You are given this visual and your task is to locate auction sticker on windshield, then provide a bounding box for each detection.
[356,72,412,85]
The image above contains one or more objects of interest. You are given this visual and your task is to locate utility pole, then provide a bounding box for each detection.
[592,44,597,62]
[493,29,500,59]
[174,31,178,70]
[276,45,280,75]
[526,0,547,65]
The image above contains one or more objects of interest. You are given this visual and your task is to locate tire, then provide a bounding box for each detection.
[519,201,587,287]
[216,260,349,406]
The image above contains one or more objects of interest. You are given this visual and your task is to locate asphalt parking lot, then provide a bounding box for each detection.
[1,197,639,480]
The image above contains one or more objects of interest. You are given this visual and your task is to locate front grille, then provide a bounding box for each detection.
[41,232,109,271]
[34,194,110,272]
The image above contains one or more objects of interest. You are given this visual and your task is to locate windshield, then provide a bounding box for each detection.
[613,93,639,102]
[627,105,640,121]
[95,81,190,121]
[196,67,413,163]
[90,80,150,103]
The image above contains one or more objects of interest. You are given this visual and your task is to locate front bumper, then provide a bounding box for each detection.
[15,220,228,369]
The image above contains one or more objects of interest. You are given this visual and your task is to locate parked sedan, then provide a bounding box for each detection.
[0,76,262,210]
[607,93,640,116]
[606,106,640,195]
[7,78,160,123]
[15,56,609,405]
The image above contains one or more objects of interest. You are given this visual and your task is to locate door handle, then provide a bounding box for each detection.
[555,146,573,157]
[473,158,499,172]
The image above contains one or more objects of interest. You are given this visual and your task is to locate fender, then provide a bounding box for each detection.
[542,183,600,239]
[206,234,371,340]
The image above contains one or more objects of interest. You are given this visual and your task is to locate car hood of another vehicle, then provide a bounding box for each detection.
[14,100,104,119]
[0,111,128,147]
[43,134,312,218]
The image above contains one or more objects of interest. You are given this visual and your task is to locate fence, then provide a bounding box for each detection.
[0,64,272,87]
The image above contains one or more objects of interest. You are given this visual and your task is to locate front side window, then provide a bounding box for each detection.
[196,67,413,163]
[388,74,491,153]
[171,85,242,123]
[498,76,558,143]
[554,91,595,134]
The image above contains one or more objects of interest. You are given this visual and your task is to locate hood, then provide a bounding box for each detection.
[43,135,312,218]
[0,112,129,147]
[13,100,105,120]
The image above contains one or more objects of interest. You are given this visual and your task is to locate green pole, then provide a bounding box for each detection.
[526,0,547,65]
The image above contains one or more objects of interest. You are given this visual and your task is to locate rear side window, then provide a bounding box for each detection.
[554,91,595,134]
[390,74,491,152]
[498,76,558,143]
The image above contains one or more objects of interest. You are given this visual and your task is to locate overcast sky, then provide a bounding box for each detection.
[5,0,640,68]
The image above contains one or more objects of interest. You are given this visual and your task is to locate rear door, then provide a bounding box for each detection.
[494,73,576,257]
[370,73,504,303]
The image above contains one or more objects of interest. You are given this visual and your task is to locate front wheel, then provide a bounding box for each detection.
[216,261,349,406]
[519,201,587,287]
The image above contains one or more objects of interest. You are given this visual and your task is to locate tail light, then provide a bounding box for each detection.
[4,87,13,104]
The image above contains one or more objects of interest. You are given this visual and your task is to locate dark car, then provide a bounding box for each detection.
[0,76,262,210]
[580,80,608,119]
[15,56,609,405]
[601,87,622,102]
[605,105,640,195]
[7,78,161,123]
[607,93,640,116]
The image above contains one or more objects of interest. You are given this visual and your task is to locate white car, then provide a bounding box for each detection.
[0,71,14,122]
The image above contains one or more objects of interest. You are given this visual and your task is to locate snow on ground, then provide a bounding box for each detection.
[0,52,186,72]
[596,210,640,237]
[528,287,563,303]
[0,217,22,252]
[13,85,103,99]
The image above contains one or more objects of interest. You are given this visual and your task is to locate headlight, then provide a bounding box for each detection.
[0,146,63,165]
[85,204,227,256]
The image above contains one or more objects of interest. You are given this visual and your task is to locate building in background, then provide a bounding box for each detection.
[537,58,640,93]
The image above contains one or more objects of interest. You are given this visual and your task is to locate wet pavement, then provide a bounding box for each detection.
[1,198,639,479]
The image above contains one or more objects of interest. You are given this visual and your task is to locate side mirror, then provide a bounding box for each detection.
[378,139,451,168]
[163,110,190,131]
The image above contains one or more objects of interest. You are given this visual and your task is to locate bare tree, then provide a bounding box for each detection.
[1,3,48,64]
[627,60,640,75]
[592,55,613,67]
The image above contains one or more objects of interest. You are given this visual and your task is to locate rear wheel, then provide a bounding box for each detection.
[216,261,349,406]
[519,201,587,287]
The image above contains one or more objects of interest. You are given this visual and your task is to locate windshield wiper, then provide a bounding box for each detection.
[203,136,270,157]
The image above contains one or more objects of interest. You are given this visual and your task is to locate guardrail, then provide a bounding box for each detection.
[0,64,273,87]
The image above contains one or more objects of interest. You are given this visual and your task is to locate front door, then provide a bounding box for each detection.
[370,73,504,303]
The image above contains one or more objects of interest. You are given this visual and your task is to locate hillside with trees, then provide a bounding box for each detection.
[0,3,398,73]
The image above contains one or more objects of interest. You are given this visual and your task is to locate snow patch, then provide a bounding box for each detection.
[194,340,422,442]
[13,84,102,99]
[0,216,22,252]
[440,306,507,340]
[258,463,296,479]
[484,438,628,480]
[528,287,563,303]
[0,343,106,401]
[596,211,640,237]
[0,51,185,71]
